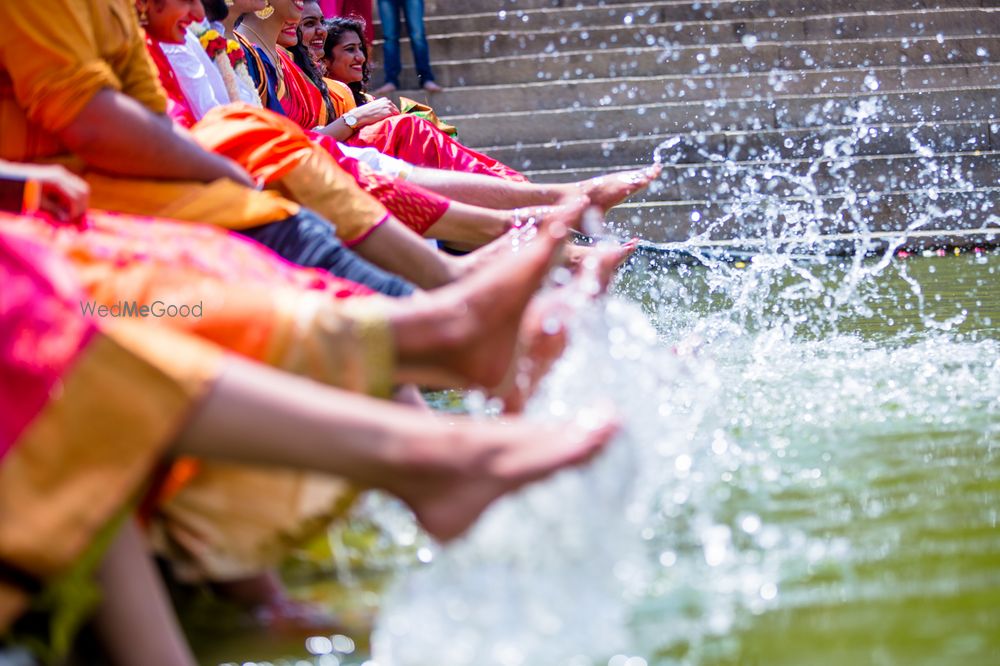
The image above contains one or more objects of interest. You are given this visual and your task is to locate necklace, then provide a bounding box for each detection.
[240,24,285,86]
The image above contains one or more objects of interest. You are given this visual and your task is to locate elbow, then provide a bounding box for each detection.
[60,117,103,160]
[58,89,117,161]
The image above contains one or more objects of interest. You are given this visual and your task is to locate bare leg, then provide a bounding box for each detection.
[94,521,197,666]
[408,164,661,212]
[388,200,582,388]
[563,238,640,289]
[354,198,592,289]
[394,383,432,410]
[212,572,344,635]
[173,203,618,541]
[492,239,639,413]
[173,361,619,542]
[424,200,558,247]
[351,216,454,289]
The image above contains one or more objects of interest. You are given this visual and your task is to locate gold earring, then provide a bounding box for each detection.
[224,0,234,5]
[255,0,275,19]
[137,3,149,25]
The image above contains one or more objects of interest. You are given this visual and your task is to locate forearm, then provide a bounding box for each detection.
[315,117,357,142]
[60,89,252,186]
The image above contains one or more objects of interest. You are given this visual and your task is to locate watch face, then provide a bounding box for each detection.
[345,114,358,127]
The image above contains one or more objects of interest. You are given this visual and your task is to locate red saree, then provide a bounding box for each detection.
[149,35,447,236]
[271,49,528,182]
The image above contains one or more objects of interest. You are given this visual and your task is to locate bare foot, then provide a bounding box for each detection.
[392,200,586,388]
[562,238,639,293]
[493,290,572,413]
[373,82,397,97]
[422,81,444,93]
[213,572,347,636]
[446,197,590,278]
[252,597,348,636]
[392,419,620,541]
[575,164,662,211]
[494,238,638,413]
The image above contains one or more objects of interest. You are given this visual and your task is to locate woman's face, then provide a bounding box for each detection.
[299,2,327,63]
[231,0,266,14]
[143,0,206,43]
[324,30,365,83]
[271,0,305,47]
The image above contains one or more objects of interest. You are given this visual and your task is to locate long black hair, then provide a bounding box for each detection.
[323,16,370,108]
[292,28,336,122]
[202,0,229,23]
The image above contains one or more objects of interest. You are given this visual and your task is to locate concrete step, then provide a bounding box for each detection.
[421,0,643,16]
[419,0,998,21]
[621,151,1000,203]
[602,187,1000,243]
[621,226,1000,256]
[380,33,997,90]
[503,118,997,172]
[408,0,987,37]
[416,62,1000,117]
[450,86,1000,148]
[515,151,1000,205]
[373,8,1000,62]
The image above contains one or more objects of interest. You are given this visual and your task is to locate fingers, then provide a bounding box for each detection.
[38,168,90,223]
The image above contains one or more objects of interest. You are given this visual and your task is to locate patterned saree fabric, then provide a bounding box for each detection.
[0,226,223,636]
[243,37,527,183]
[351,113,528,181]
[1,210,397,582]
[0,211,392,394]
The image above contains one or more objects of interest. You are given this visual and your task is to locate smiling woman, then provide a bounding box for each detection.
[299,0,328,74]
[138,0,206,41]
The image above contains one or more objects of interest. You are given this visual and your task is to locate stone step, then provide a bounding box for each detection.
[449,86,1000,148]
[622,226,1000,256]
[601,187,1000,243]
[503,118,996,172]
[418,62,1000,117]
[419,0,998,21]
[421,0,642,16]
[379,33,996,90]
[607,151,1000,204]
[372,8,999,63]
[408,0,987,37]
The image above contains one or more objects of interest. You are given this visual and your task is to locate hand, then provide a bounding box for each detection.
[0,162,90,222]
[351,97,399,127]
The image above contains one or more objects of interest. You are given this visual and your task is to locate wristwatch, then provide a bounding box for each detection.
[343,113,359,131]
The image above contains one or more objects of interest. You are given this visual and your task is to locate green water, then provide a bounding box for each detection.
[626,250,999,666]
[187,251,999,666]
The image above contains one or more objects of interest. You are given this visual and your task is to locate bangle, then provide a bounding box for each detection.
[21,179,41,214]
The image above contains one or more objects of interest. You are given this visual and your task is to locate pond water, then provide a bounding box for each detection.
[191,244,999,666]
